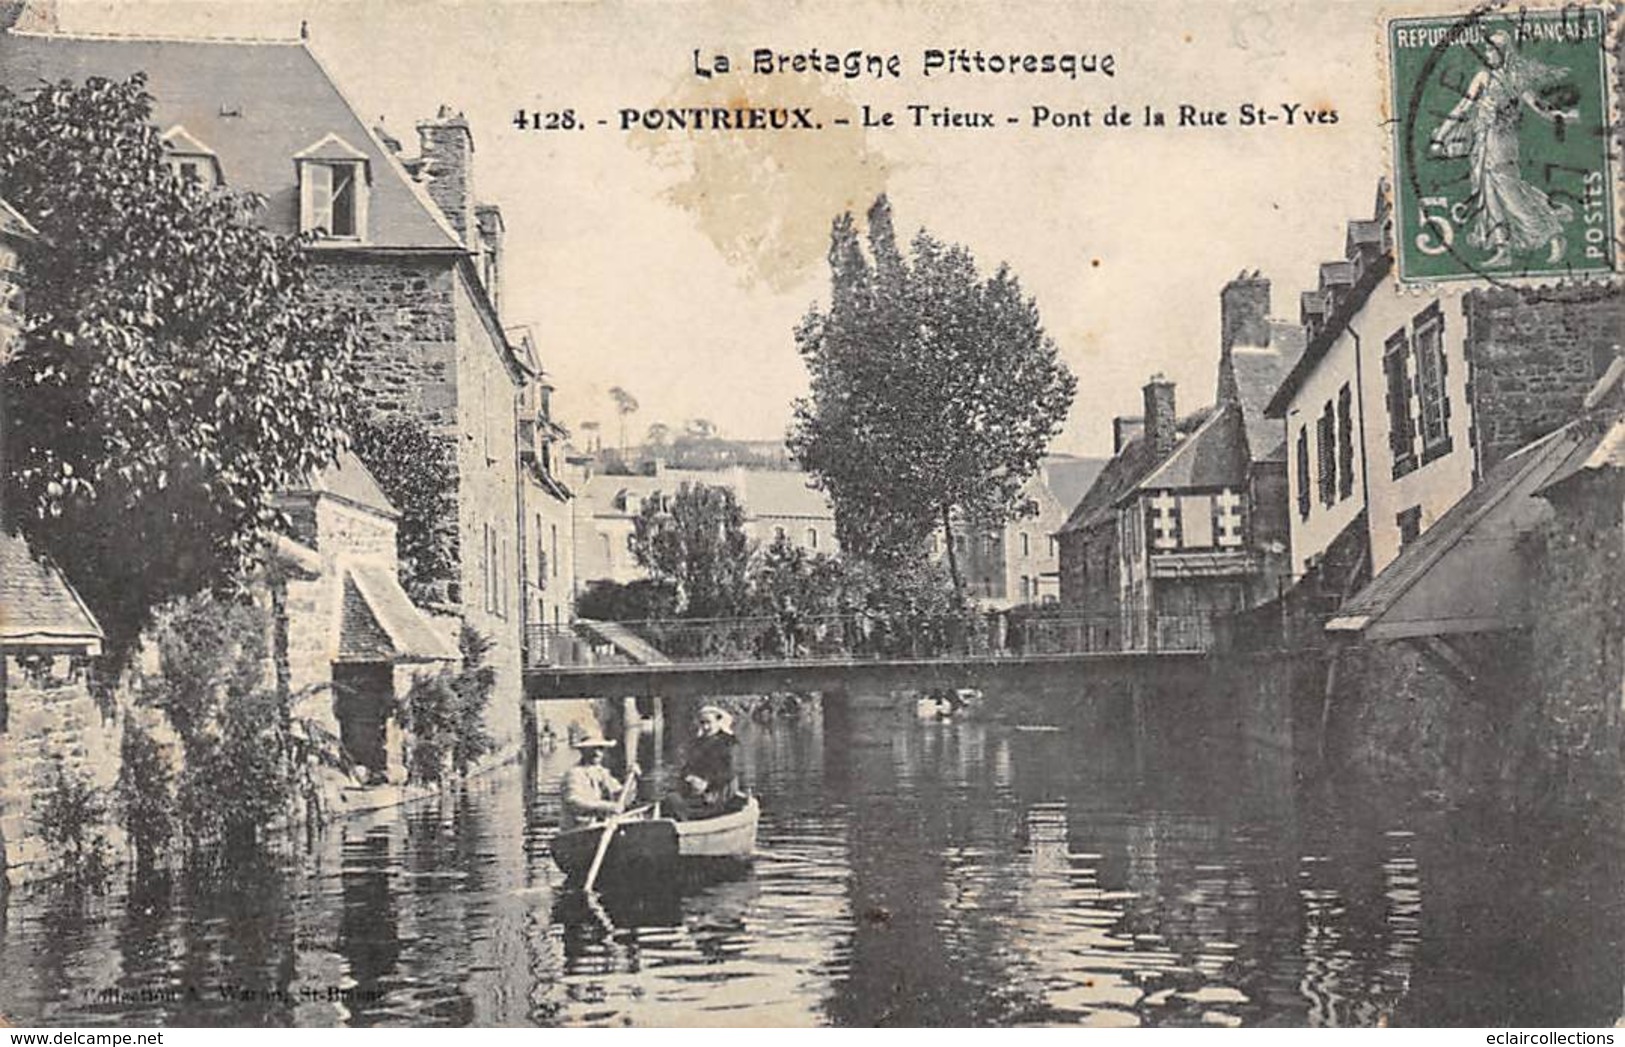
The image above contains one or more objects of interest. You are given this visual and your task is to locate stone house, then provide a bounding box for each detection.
[930,468,1071,609]
[0,193,122,881]
[1056,274,1305,651]
[270,451,458,786]
[1265,182,1621,602]
[0,27,539,753]
[1311,357,1622,797]
[0,532,114,882]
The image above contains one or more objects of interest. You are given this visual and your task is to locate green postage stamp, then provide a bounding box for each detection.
[1388,6,1615,283]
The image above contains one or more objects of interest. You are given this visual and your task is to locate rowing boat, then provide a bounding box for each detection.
[551,797,760,884]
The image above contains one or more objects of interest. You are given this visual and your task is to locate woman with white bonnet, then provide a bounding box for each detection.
[667,704,740,821]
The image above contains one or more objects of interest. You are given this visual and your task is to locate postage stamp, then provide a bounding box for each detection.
[1388,5,1616,284]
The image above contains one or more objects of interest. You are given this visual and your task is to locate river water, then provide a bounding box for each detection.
[1,695,1621,1027]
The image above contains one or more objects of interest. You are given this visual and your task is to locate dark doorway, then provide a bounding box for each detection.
[332,662,393,779]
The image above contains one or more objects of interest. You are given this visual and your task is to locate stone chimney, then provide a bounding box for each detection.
[416,105,474,244]
[1143,375,1177,458]
[475,203,504,312]
[1221,270,1272,353]
[0,0,58,32]
[1112,416,1143,455]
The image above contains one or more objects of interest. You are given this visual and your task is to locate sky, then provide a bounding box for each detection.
[57,0,1410,457]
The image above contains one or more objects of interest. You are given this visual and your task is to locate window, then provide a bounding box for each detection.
[550,525,559,578]
[1179,494,1214,548]
[302,162,363,237]
[600,533,611,564]
[1317,401,1337,507]
[1020,533,1031,558]
[1048,536,1058,558]
[1397,505,1422,547]
[807,528,818,549]
[295,134,370,239]
[1384,330,1418,477]
[161,125,222,188]
[1296,425,1311,520]
[774,526,787,543]
[1337,383,1355,501]
[535,513,546,592]
[1414,307,1452,462]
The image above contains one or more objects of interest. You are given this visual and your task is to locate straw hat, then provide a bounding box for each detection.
[567,723,617,750]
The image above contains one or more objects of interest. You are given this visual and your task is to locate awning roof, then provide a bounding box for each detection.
[1325,424,1583,639]
[339,564,459,663]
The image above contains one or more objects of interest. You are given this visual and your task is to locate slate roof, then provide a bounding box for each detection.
[1134,401,1249,492]
[1043,456,1109,515]
[739,469,834,519]
[583,467,834,521]
[1267,252,1394,418]
[1229,319,1305,463]
[341,564,458,662]
[1058,408,1215,535]
[0,31,461,251]
[0,530,104,652]
[283,450,397,518]
[0,196,38,241]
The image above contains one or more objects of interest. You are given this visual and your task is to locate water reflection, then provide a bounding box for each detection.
[0,691,1619,1027]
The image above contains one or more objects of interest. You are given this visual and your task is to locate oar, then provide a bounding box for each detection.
[583,768,639,892]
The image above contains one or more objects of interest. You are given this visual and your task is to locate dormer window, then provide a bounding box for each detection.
[294,133,371,240]
[161,126,223,188]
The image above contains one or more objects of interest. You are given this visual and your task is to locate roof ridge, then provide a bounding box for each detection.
[7,27,302,45]
[298,40,468,251]
[1129,400,1237,496]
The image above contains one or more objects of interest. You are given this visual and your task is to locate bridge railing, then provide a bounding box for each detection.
[523,611,1220,668]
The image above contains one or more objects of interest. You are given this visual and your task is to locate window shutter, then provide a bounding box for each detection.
[303,162,333,234]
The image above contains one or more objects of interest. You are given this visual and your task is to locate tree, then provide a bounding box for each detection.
[608,385,639,455]
[788,195,1075,590]
[0,75,359,658]
[630,482,750,618]
[645,421,672,450]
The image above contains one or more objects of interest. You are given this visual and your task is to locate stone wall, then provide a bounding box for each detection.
[1516,479,1623,816]
[307,256,463,604]
[1324,634,1526,802]
[1465,286,1622,472]
[0,655,123,881]
[451,271,523,752]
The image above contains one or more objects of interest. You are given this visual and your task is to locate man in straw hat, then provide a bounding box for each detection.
[667,704,741,821]
[559,724,629,830]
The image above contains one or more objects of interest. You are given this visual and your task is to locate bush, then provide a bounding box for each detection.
[575,578,680,621]
[115,721,175,870]
[34,763,114,889]
[398,625,497,784]
[134,594,299,861]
